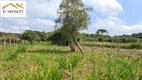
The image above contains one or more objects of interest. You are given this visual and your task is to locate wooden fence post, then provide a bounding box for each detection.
[3,37,6,51]
[117,39,120,57]
[14,39,15,46]
[77,42,84,54]
[16,39,18,47]
[9,37,11,49]
[102,42,103,54]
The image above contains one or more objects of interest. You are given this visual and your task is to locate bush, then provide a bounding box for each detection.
[129,44,142,49]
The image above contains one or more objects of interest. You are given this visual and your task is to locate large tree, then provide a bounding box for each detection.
[55,0,91,52]
[96,29,108,35]
[22,30,39,44]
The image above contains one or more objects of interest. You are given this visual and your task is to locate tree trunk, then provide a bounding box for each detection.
[69,40,76,52]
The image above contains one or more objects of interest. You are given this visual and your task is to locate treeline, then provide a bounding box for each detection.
[0,31,52,44]
[0,31,142,44]
[82,33,142,43]
[21,30,52,44]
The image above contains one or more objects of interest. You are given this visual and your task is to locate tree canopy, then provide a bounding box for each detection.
[22,30,39,44]
[55,0,92,51]
[96,29,108,35]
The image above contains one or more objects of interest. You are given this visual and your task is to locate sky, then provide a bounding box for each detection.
[0,0,142,36]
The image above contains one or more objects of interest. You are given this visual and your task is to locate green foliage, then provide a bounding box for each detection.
[6,46,26,60]
[7,51,19,61]
[69,63,74,80]
[47,68,63,80]
[129,43,142,49]
[82,42,142,49]
[22,30,39,44]
[34,31,49,42]
[16,46,26,53]
[58,57,67,69]
[47,29,66,46]
[0,42,141,80]
[58,56,80,70]
[68,56,80,69]
[82,33,140,43]
[96,29,108,35]
[56,0,92,51]
[87,57,140,80]
[132,33,142,38]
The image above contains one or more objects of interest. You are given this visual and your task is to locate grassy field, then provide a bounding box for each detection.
[82,41,142,49]
[0,42,142,80]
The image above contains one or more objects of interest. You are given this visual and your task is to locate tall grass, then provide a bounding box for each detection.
[0,42,141,80]
[47,68,64,80]
[87,56,141,80]
[58,56,80,80]
[69,56,80,69]
[6,45,26,61]
[58,57,67,69]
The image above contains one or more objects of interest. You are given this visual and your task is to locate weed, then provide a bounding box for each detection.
[58,57,67,69]
[68,56,80,69]
[47,68,63,80]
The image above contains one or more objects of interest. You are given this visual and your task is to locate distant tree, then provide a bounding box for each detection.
[47,29,64,45]
[41,32,49,41]
[96,29,108,35]
[55,0,92,52]
[132,33,142,38]
[22,30,39,44]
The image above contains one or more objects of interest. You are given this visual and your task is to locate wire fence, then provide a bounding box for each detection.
[0,38,142,59]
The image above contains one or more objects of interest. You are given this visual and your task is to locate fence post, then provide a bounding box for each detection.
[117,38,120,57]
[9,37,11,49]
[3,37,6,51]
[102,42,103,54]
[92,42,94,53]
[14,39,15,46]
[16,39,18,47]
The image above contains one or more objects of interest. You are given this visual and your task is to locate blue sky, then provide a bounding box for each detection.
[0,0,142,36]
[118,0,142,25]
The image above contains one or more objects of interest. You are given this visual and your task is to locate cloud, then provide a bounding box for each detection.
[0,0,142,36]
[27,0,61,18]
[0,18,55,33]
[31,18,55,31]
[0,23,30,33]
[6,18,28,26]
[92,17,142,35]
[83,0,123,16]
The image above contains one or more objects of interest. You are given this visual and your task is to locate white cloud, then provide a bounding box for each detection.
[0,23,30,33]
[83,0,123,16]
[30,18,55,32]
[27,0,61,18]
[32,18,55,28]
[92,17,142,35]
[6,18,28,26]
[1,0,142,36]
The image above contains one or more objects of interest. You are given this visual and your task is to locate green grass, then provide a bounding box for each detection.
[0,42,142,80]
[82,41,142,49]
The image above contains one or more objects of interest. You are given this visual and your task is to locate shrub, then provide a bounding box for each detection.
[129,44,142,49]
